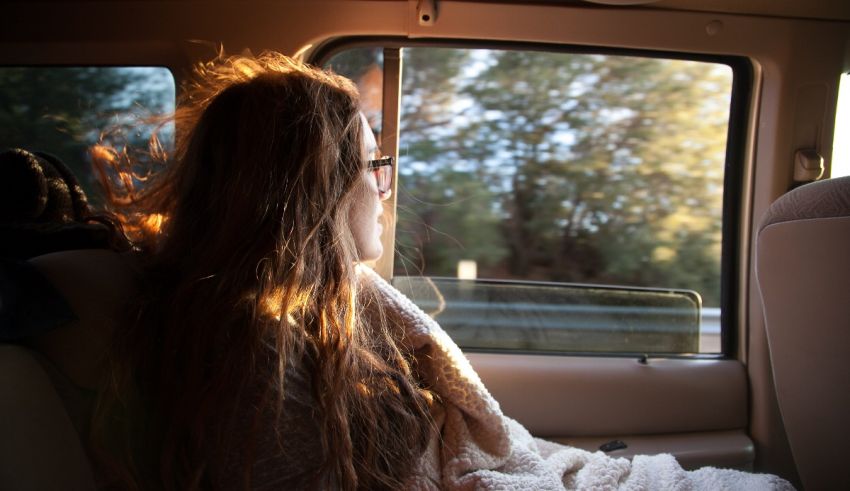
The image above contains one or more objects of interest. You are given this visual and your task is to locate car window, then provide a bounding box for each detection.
[0,66,175,203]
[326,45,738,355]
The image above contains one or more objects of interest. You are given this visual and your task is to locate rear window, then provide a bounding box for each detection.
[327,45,741,356]
[0,66,175,201]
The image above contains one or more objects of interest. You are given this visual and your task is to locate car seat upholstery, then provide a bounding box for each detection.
[0,148,135,490]
[0,249,138,491]
[0,344,97,490]
[756,176,850,490]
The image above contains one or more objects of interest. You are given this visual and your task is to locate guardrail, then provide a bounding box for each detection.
[392,276,716,354]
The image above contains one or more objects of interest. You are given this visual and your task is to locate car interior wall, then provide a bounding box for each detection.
[3,0,849,483]
[745,20,846,484]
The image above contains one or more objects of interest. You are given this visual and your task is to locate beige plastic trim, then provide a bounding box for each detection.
[467,352,748,437]
[554,430,754,471]
[374,47,403,279]
[757,215,850,490]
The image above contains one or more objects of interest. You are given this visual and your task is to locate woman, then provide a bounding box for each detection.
[92,53,434,490]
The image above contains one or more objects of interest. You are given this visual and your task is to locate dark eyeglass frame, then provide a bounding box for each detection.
[367,156,395,196]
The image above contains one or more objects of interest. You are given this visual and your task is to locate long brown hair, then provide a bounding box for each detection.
[91,53,433,490]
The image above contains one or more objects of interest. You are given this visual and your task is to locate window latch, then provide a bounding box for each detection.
[794,148,824,182]
[599,440,628,452]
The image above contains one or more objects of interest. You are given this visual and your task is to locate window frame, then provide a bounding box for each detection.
[313,38,753,359]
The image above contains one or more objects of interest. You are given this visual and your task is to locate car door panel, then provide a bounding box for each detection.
[468,352,751,468]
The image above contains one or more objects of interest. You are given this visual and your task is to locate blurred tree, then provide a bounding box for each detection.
[393,48,511,277]
[392,47,731,306]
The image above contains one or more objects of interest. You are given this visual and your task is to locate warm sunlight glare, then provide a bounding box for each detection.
[141,213,166,235]
[832,73,850,178]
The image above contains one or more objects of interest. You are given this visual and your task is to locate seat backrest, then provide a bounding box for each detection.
[0,249,139,490]
[0,344,97,490]
[756,176,850,490]
[0,148,134,490]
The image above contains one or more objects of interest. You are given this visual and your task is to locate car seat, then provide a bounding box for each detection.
[0,148,132,490]
[756,176,850,490]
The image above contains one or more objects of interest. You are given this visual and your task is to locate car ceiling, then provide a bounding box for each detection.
[648,0,850,22]
[15,0,850,22]
[418,0,850,22]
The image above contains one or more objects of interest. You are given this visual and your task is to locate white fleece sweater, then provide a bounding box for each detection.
[357,266,794,491]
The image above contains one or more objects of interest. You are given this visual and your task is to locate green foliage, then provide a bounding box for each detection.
[395,167,507,277]
[388,47,731,306]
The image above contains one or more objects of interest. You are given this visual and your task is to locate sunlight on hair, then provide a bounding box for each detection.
[260,286,314,323]
[148,132,169,162]
[90,143,137,205]
[356,381,373,397]
[186,51,351,113]
[141,213,166,235]
[261,288,285,321]
[261,299,283,322]
[90,143,118,164]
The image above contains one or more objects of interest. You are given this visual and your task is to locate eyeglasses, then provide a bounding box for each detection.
[367,156,394,197]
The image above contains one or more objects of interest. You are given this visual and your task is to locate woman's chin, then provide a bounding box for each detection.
[356,243,383,264]
[366,247,384,263]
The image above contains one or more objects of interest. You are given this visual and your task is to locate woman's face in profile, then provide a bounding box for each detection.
[350,114,388,262]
